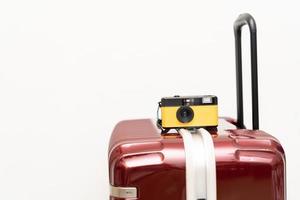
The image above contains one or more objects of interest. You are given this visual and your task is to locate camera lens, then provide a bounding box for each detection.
[176,106,194,123]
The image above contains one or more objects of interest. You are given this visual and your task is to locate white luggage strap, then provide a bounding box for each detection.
[179,128,217,200]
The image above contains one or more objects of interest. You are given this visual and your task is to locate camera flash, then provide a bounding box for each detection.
[203,97,212,104]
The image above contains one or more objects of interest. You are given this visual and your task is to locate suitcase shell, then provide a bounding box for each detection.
[108,13,286,200]
[108,118,285,200]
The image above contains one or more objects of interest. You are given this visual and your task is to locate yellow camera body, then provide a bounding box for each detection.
[160,95,218,129]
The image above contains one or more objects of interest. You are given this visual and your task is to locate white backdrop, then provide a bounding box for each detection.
[0,1,299,199]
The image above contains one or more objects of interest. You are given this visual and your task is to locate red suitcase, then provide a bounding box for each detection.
[108,14,286,200]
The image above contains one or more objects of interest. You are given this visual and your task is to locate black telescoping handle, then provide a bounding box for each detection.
[234,13,259,130]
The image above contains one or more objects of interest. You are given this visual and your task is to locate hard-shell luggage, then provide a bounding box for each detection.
[108,13,286,200]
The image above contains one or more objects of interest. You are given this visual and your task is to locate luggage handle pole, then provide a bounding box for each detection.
[234,13,259,130]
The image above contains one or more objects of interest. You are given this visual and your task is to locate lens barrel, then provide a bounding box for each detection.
[176,106,194,123]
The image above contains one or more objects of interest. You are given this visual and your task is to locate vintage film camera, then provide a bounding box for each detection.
[158,95,218,130]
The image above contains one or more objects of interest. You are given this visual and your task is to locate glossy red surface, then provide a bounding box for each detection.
[108,118,285,200]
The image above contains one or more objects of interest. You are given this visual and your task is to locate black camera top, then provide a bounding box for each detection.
[160,95,218,107]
